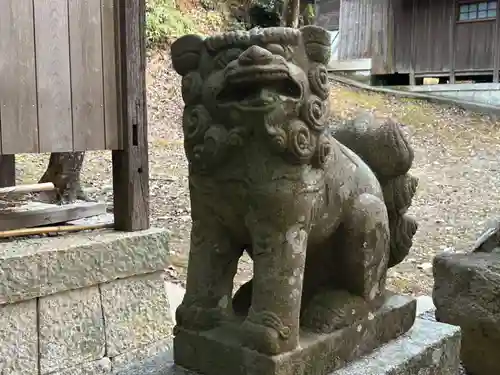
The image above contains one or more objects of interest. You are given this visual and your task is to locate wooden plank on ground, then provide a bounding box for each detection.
[112,0,150,231]
[0,0,39,153]
[67,212,114,226]
[69,0,106,151]
[34,0,73,152]
[101,0,121,150]
[0,201,107,231]
[0,156,16,187]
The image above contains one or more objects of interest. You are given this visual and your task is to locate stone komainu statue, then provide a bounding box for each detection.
[170,26,418,356]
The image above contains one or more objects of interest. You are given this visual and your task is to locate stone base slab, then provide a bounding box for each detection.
[334,318,461,374]
[173,294,416,375]
[160,319,460,375]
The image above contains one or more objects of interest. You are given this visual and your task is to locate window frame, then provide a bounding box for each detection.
[457,0,498,23]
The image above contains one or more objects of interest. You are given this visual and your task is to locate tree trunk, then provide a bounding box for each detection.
[281,0,300,27]
[39,152,89,203]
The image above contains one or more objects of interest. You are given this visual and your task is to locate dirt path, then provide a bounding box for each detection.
[15,53,500,296]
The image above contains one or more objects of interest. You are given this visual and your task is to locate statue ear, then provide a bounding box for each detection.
[300,25,331,65]
[170,34,205,76]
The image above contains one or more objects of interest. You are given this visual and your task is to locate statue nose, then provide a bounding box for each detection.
[238,45,273,65]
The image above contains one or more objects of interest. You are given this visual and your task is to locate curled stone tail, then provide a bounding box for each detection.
[331,112,419,267]
[383,176,419,267]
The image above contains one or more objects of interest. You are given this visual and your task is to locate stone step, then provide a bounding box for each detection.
[333,318,460,375]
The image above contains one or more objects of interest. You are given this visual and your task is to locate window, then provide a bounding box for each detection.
[458,1,497,21]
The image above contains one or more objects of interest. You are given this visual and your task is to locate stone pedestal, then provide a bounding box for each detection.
[173,294,416,375]
[0,228,174,375]
[156,317,461,375]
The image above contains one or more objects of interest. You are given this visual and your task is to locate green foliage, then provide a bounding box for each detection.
[145,0,198,47]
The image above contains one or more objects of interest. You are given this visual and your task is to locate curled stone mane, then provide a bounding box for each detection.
[171,26,333,173]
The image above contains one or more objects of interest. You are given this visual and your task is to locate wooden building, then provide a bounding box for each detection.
[0,0,150,231]
[319,0,500,84]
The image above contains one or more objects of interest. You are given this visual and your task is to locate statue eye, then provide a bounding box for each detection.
[214,48,242,69]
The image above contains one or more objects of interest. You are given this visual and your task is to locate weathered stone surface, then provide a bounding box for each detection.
[333,319,461,375]
[174,294,416,375]
[39,287,105,374]
[171,26,418,359]
[433,251,500,375]
[50,358,111,375]
[112,338,173,374]
[0,300,38,375]
[0,228,169,304]
[163,319,460,375]
[101,272,174,357]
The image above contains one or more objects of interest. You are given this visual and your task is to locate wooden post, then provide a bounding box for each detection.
[494,0,500,83]
[111,0,150,231]
[409,0,416,85]
[449,0,456,84]
[0,155,16,187]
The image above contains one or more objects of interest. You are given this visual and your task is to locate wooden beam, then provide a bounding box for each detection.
[0,222,113,239]
[111,0,149,231]
[0,201,106,231]
[0,155,15,187]
[0,182,55,195]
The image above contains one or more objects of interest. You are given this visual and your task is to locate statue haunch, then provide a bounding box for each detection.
[170,26,418,356]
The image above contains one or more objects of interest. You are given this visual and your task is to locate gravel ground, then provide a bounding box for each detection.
[14,52,500,296]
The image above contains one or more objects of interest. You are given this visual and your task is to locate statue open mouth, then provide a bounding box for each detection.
[217,69,302,110]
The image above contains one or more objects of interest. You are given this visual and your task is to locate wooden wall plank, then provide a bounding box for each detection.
[34,0,73,152]
[112,0,150,231]
[0,0,39,153]
[101,0,121,150]
[69,0,106,151]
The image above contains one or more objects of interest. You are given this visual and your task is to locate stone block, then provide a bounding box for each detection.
[49,358,111,375]
[173,294,416,375]
[111,338,173,374]
[0,228,169,304]
[101,272,174,357]
[433,251,500,375]
[333,319,461,375]
[0,300,38,375]
[38,287,105,374]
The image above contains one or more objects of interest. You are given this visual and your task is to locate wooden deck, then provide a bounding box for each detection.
[0,0,121,154]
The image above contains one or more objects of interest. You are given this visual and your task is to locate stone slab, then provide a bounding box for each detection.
[38,287,105,374]
[156,319,460,375]
[174,294,416,375]
[112,338,173,374]
[0,300,38,375]
[0,228,169,304]
[333,319,461,375]
[50,358,112,375]
[101,272,174,357]
[433,251,500,375]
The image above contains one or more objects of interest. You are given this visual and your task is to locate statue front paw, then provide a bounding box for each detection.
[174,303,227,333]
[238,309,297,355]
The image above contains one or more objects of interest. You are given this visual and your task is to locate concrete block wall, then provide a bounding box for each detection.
[0,228,173,375]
